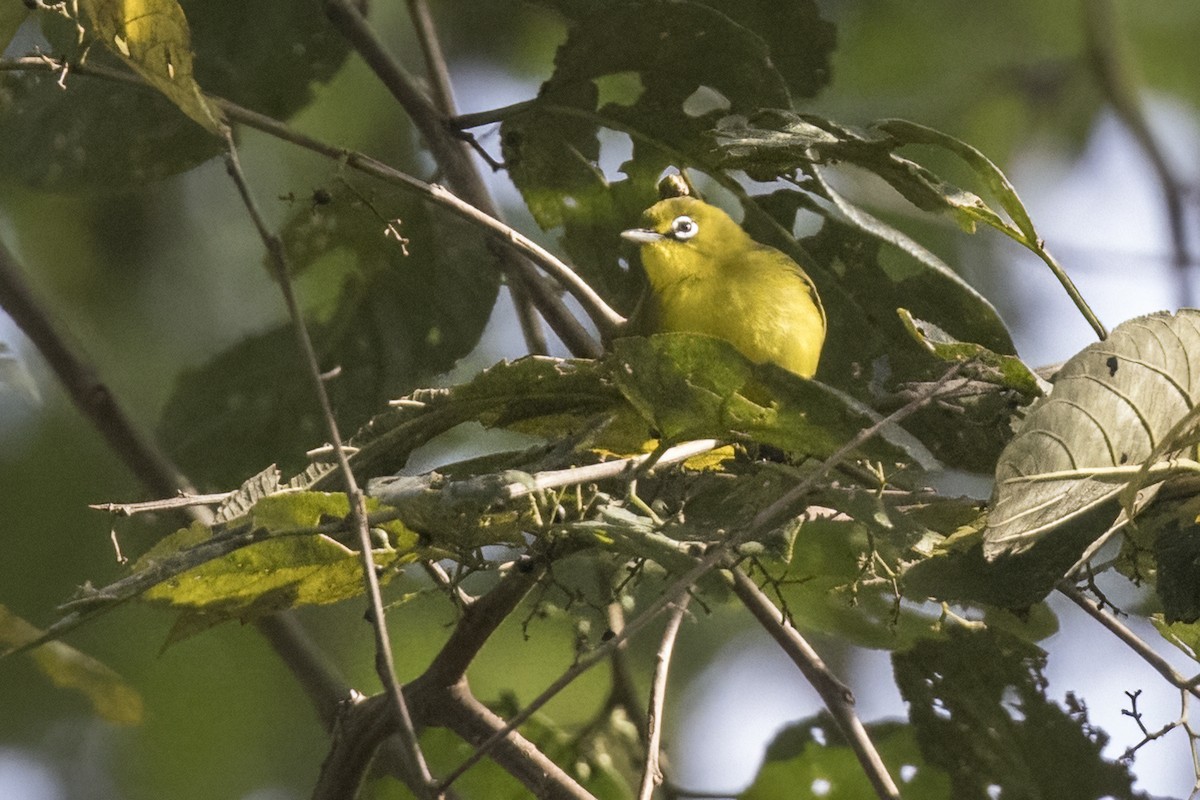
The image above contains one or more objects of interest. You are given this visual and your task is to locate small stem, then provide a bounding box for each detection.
[637,595,689,800]
[222,134,437,798]
[324,0,553,355]
[1059,583,1200,698]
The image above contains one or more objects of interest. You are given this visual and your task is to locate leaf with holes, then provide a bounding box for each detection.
[984,310,1200,559]
[80,0,224,135]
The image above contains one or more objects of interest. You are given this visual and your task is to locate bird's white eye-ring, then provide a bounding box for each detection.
[670,215,699,240]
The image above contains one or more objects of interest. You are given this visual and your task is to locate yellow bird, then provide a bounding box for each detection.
[621,196,826,378]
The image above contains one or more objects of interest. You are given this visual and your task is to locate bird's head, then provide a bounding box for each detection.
[621,197,751,281]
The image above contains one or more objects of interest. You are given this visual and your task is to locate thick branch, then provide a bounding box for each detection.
[0,238,191,499]
[730,569,900,800]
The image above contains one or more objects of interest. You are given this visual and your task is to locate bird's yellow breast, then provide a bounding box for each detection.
[625,197,826,378]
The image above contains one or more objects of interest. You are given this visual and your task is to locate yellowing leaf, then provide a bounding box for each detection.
[143,492,419,616]
[0,605,143,725]
[80,0,224,135]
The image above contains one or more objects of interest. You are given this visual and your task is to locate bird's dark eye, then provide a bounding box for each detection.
[670,215,699,240]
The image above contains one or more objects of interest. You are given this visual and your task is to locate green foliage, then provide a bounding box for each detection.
[3,1,1198,798]
[743,715,950,800]
[158,183,502,486]
[893,628,1147,800]
[0,0,351,189]
[501,0,834,311]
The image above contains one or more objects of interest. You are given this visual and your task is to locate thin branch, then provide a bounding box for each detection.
[1059,583,1200,699]
[1083,0,1192,308]
[0,56,617,353]
[606,598,649,740]
[434,365,963,791]
[730,569,900,800]
[752,361,966,533]
[637,594,689,800]
[88,492,235,516]
[324,0,552,355]
[0,237,194,500]
[222,134,437,798]
[404,0,459,127]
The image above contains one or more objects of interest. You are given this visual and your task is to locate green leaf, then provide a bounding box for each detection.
[184,0,355,120]
[748,192,1018,472]
[143,492,418,617]
[79,0,224,135]
[501,1,833,312]
[0,62,223,188]
[0,0,352,189]
[742,715,950,800]
[1151,614,1200,664]
[299,354,620,492]
[766,515,944,650]
[608,333,935,467]
[898,308,1047,399]
[0,605,143,725]
[985,310,1200,559]
[159,188,501,486]
[894,627,1146,800]
[1124,494,1200,624]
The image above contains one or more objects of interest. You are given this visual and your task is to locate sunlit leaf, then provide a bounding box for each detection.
[142,492,419,619]
[898,308,1046,399]
[608,333,935,467]
[1151,614,1200,664]
[79,0,224,135]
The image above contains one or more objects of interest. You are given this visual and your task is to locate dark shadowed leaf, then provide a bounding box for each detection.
[159,187,501,486]
[894,628,1146,800]
[0,605,143,725]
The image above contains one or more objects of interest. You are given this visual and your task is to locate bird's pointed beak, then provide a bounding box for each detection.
[620,227,664,244]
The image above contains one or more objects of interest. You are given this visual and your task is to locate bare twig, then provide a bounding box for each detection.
[0,56,619,353]
[0,238,194,500]
[637,595,690,800]
[1059,583,1200,699]
[1083,0,1192,307]
[222,134,437,797]
[730,569,900,800]
[404,0,458,126]
[88,492,236,516]
[323,0,554,355]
